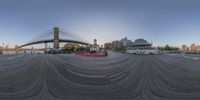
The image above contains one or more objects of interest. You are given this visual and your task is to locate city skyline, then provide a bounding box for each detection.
[0,0,200,47]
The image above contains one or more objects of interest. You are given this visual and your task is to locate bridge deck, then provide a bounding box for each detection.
[19,39,90,48]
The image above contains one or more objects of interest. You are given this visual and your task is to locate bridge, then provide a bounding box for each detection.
[19,27,90,49]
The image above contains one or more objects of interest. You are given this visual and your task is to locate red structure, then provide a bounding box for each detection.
[75,52,107,57]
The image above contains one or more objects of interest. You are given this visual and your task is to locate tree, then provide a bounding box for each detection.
[164,45,171,50]
[163,44,179,51]
[61,43,80,53]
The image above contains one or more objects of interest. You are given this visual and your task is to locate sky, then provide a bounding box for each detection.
[0,0,200,47]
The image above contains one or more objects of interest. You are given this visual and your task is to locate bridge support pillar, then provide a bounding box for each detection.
[53,27,59,49]
[45,42,47,49]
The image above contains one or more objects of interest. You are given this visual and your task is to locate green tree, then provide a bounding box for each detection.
[61,43,80,53]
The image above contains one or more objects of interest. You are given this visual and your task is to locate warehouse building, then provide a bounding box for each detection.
[126,39,158,54]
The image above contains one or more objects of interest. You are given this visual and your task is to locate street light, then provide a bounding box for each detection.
[2,43,4,53]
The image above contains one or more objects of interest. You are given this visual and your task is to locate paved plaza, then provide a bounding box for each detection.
[0,53,200,100]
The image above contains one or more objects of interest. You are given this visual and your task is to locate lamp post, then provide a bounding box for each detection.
[2,43,4,54]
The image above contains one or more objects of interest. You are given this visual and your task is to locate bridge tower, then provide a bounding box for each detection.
[53,27,59,49]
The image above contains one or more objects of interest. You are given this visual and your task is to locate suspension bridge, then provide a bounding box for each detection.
[19,27,90,49]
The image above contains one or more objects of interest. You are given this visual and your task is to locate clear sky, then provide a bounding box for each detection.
[0,0,200,47]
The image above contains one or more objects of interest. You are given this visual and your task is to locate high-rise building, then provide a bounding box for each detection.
[120,37,133,47]
[104,43,112,50]
[112,41,123,51]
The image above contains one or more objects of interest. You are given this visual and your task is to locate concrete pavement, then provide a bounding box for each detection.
[0,53,200,100]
